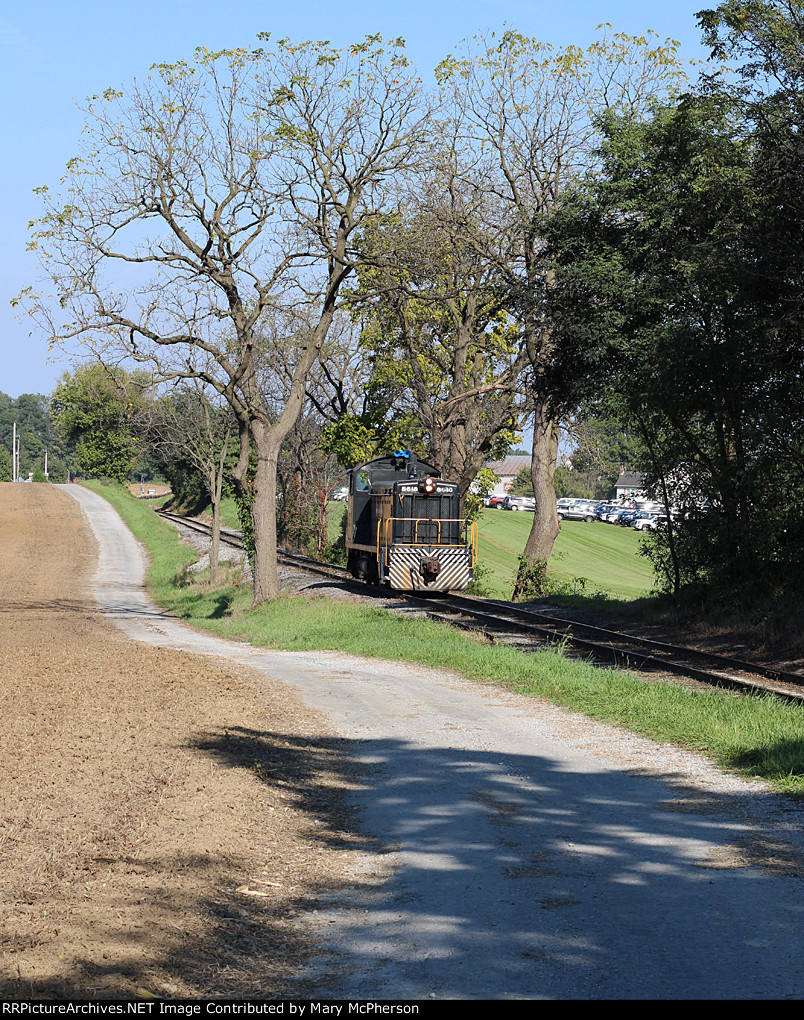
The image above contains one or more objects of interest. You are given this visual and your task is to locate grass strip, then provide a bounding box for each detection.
[83,480,804,796]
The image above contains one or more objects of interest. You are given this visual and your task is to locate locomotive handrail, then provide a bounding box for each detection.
[377,518,477,567]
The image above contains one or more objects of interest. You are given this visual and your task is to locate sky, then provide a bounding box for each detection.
[0,0,717,399]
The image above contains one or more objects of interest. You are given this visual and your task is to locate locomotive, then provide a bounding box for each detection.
[345,451,476,592]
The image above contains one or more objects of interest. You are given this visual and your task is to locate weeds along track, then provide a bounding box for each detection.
[155,510,804,704]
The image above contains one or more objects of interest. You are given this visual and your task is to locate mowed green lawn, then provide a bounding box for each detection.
[475,509,654,601]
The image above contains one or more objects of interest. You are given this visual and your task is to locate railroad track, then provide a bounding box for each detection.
[155,509,804,703]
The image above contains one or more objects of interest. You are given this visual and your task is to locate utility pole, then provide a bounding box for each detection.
[12,423,16,482]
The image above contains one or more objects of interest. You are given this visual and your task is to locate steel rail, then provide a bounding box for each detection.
[154,510,804,702]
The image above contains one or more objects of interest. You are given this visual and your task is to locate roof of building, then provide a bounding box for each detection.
[615,472,645,488]
[486,456,531,479]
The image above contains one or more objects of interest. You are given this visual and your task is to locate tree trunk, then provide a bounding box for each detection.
[513,404,560,599]
[209,496,222,586]
[247,317,332,604]
[250,419,283,604]
[208,425,230,587]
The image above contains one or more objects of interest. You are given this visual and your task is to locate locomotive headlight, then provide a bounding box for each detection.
[419,476,436,494]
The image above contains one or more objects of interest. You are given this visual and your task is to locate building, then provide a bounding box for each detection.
[614,470,646,501]
[484,456,531,498]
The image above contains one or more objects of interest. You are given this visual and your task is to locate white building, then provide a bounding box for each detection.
[614,470,645,501]
[484,456,531,498]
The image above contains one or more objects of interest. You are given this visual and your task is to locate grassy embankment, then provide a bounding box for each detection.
[82,480,804,795]
[474,508,654,601]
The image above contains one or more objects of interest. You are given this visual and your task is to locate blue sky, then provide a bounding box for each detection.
[1,0,716,399]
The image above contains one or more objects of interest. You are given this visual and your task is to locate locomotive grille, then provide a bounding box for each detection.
[395,494,461,545]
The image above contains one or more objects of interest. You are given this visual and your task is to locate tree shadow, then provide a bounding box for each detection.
[5,727,804,1000]
[728,737,804,780]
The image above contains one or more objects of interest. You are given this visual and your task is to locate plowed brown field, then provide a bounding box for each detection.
[0,484,365,999]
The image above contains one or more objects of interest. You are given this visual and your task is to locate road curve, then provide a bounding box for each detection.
[63,484,804,1000]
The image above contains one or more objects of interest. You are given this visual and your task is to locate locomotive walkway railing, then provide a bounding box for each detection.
[377,518,477,567]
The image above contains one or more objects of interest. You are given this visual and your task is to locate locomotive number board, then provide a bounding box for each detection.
[397,483,456,496]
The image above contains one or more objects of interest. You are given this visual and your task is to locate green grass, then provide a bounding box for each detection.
[475,509,654,601]
[81,480,804,797]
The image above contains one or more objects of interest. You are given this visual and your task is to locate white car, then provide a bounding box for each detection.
[633,513,669,531]
[329,486,348,502]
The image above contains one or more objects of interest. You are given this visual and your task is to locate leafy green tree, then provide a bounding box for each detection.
[544,86,804,602]
[552,467,595,500]
[51,365,143,483]
[699,1,804,335]
[349,199,526,500]
[565,411,646,497]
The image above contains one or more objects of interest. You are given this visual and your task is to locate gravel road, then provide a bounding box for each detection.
[65,484,804,1000]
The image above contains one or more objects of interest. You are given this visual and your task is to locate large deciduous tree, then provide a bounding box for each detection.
[348,160,528,500]
[23,36,426,603]
[51,365,144,483]
[436,28,689,594]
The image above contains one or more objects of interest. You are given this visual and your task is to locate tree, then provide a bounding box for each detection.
[563,409,646,497]
[51,365,144,482]
[543,91,804,602]
[699,1,804,322]
[349,173,527,499]
[436,27,689,595]
[147,384,233,583]
[23,37,427,604]
[0,392,66,482]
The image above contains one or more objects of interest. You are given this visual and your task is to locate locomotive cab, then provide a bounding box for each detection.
[345,451,476,591]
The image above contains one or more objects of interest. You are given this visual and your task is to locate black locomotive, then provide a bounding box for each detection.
[345,451,476,591]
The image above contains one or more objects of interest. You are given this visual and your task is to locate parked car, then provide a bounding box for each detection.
[617,508,642,526]
[503,495,536,511]
[557,502,597,522]
[594,503,619,520]
[634,513,670,531]
[485,495,509,509]
[328,486,348,502]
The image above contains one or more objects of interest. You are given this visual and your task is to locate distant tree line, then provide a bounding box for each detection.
[0,391,68,483]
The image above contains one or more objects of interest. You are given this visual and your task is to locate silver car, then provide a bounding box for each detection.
[557,502,597,522]
[503,496,536,511]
